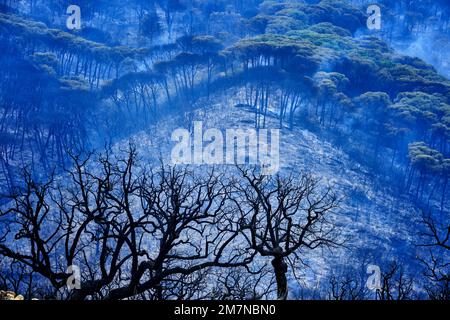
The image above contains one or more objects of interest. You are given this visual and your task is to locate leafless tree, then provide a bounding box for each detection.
[231,167,341,300]
[376,262,414,300]
[418,211,450,300]
[419,212,450,251]
[327,273,366,300]
[0,260,37,298]
[0,146,255,300]
[210,266,275,300]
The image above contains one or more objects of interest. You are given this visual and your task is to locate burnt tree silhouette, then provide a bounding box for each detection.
[376,262,414,300]
[418,211,450,299]
[0,147,254,300]
[232,167,341,300]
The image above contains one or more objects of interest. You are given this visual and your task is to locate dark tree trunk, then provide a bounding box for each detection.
[271,256,288,300]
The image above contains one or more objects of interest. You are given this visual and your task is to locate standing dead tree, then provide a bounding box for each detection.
[0,147,254,300]
[231,167,341,300]
[327,273,366,300]
[376,262,414,300]
[210,266,275,300]
[418,211,450,300]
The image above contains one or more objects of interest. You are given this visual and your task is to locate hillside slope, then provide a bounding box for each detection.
[116,90,421,295]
